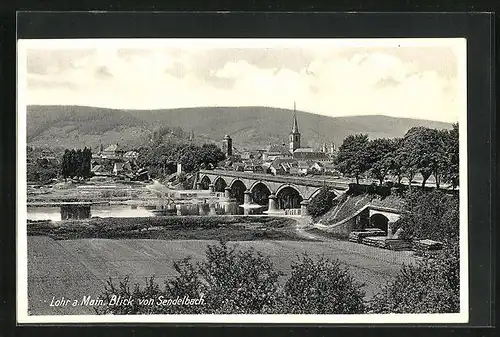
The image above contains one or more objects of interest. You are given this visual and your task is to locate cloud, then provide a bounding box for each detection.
[24,44,462,123]
[95,66,113,79]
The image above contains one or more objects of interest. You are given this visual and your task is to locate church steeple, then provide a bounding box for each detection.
[292,101,299,133]
[289,102,301,153]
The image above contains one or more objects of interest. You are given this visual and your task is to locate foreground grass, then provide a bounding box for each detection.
[27,215,305,241]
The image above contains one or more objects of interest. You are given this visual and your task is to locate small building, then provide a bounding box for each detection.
[322,162,339,176]
[243,159,264,173]
[101,144,125,160]
[269,158,298,175]
[296,160,311,175]
[113,162,124,175]
[123,150,139,161]
[232,162,245,172]
[309,162,325,174]
[91,164,108,175]
[293,148,330,162]
[262,144,293,162]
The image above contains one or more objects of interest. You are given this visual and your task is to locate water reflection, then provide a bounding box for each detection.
[26,201,263,222]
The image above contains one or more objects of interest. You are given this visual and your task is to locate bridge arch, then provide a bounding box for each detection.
[229,178,247,190]
[276,185,303,210]
[213,176,228,192]
[230,179,247,205]
[275,184,305,199]
[199,175,211,189]
[369,213,389,234]
[250,181,272,207]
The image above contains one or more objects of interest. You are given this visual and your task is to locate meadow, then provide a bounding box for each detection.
[27,235,409,315]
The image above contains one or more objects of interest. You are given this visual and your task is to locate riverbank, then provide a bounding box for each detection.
[27,215,305,241]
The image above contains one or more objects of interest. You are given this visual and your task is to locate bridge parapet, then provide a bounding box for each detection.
[198,169,349,190]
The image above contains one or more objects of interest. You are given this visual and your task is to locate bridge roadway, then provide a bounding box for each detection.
[198,169,351,190]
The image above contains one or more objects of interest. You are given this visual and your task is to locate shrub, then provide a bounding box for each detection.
[188,241,283,314]
[397,189,459,243]
[99,189,129,198]
[369,243,460,313]
[307,187,336,218]
[95,276,164,315]
[97,241,283,314]
[270,254,366,314]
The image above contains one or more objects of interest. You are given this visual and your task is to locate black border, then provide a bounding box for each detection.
[1,10,495,336]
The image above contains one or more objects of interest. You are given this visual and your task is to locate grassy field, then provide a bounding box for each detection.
[27,216,302,241]
[27,235,406,315]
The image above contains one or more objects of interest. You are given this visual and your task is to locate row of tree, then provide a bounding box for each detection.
[61,148,92,179]
[137,141,225,178]
[335,124,459,189]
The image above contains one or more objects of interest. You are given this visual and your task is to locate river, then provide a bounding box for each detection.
[26,201,262,222]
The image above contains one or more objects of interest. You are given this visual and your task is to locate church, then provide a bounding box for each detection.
[285,102,334,162]
[218,103,336,174]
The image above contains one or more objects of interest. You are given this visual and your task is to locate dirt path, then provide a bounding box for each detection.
[283,215,328,241]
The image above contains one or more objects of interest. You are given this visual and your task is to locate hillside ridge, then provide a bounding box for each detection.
[26,105,453,149]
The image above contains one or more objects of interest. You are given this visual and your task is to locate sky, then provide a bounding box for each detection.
[21,39,465,123]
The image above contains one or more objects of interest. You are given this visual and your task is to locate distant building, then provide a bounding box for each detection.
[269,158,298,175]
[91,164,107,175]
[240,150,263,160]
[243,159,264,173]
[232,162,245,172]
[101,144,125,160]
[262,144,292,161]
[293,148,330,162]
[113,162,124,175]
[222,135,233,157]
[123,150,139,161]
[221,102,338,175]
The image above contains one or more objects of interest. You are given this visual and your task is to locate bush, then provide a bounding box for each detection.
[269,254,366,314]
[96,242,366,315]
[307,187,336,218]
[99,189,129,198]
[397,190,459,243]
[97,241,283,314]
[369,243,459,313]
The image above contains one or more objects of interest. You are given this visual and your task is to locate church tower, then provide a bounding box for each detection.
[289,102,301,153]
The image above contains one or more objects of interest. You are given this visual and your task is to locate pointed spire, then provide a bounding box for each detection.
[292,102,299,133]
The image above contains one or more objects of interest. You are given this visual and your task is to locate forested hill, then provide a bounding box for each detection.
[26,105,453,150]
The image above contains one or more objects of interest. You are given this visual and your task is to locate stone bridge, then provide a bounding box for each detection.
[197,169,350,215]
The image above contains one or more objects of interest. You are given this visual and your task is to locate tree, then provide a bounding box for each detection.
[335,134,369,184]
[307,187,336,217]
[61,149,71,180]
[398,127,448,189]
[366,138,396,185]
[394,189,459,244]
[199,143,226,169]
[97,241,283,314]
[136,140,225,180]
[81,147,92,178]
[60,147,92,179]
[442,123,459,189]
[370,244,459,313]
[386,138,404,184]
[274,254,366,314]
